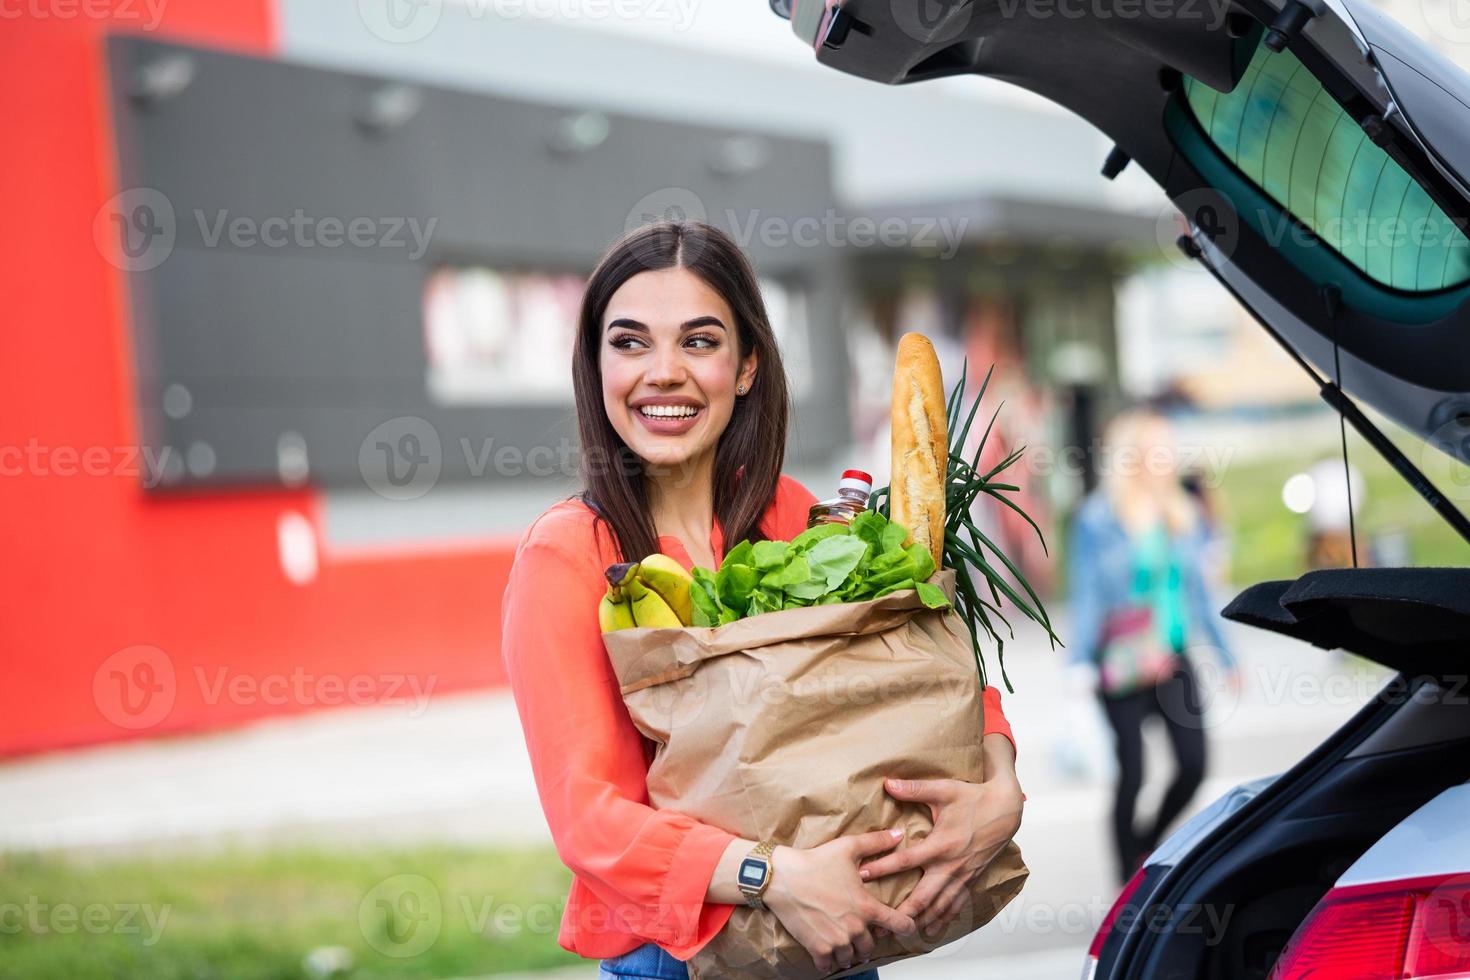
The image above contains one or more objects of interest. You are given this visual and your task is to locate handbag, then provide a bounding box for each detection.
[1096,604,1180,696]
[1096,538,1181,696]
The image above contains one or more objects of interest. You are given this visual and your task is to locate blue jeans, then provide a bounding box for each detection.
[598,942,880,979]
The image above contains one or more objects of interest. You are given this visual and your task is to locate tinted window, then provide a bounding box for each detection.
[1184,39,1470,291]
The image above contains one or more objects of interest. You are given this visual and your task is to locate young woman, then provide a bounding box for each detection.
[1067,404,1240,884]
[500,221,1024,979]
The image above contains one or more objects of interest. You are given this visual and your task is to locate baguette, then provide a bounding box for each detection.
[889,332,948,563]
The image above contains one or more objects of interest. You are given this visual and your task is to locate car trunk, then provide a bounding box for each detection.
[1088,566,1470,977]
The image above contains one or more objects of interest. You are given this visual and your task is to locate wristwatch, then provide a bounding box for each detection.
[737,840,778,909]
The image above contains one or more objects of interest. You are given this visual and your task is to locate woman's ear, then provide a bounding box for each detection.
[737,350,759,394]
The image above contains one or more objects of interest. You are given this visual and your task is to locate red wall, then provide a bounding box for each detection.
[0,2,518,758]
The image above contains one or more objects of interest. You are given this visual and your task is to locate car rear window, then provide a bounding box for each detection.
[1182,38,1470,292]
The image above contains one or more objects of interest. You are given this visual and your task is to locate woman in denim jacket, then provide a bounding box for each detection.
[1067,405,1239,883]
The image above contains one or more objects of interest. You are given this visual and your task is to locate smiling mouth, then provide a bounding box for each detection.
[635,405,702,419]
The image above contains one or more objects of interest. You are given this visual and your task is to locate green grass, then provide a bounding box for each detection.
[0,844,582,980]
[1212,431,1470,587]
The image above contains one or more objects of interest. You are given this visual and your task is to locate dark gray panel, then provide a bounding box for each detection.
[107,34,844,491]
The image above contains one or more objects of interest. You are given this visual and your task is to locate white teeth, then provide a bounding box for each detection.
[638,405,699,419]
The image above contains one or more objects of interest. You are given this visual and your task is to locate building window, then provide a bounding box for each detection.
[423,266,812,404]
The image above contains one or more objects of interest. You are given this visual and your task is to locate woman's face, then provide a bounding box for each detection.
[599,266,757,474]
[1119,413,1181,492]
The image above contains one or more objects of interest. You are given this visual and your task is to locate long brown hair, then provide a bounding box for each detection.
[570,221,792,565]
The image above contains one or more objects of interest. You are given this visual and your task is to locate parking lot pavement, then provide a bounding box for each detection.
[0,612,1385,977]
[486,946,1086,980]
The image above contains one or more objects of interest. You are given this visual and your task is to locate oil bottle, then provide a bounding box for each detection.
[806,469,874,528]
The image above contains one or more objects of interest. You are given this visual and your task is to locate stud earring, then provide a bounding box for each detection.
[737,384,746,395]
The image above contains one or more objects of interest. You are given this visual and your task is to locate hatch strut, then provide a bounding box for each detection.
[1177,233,1470,549]
[1328,297,1360,568]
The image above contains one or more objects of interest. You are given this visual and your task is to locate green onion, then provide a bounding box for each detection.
[873,359,1062,691]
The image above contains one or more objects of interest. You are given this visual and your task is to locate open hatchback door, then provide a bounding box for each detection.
[774,6,1470,976]
[781,0,1470,522]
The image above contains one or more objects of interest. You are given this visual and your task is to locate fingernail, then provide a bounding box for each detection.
[859,868,870,880]
[890,829,903,839]
[925,923,941,936]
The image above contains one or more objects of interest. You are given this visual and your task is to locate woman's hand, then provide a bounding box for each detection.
[860,735,1024,937]
[763,830,919,974]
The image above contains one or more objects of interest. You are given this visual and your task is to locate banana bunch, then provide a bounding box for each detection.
[598,554,694,631]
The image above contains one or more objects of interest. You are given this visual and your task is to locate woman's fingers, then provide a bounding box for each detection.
[851,925,877,962]
[920,873,974,934]
[884,777,960,805]
[858,835,942,881]
[894,863,956,921]
[833,941,856,971]
[847,828,905,860]
[862,896,918,936]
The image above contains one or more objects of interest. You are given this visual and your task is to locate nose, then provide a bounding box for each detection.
[644,337,687,387]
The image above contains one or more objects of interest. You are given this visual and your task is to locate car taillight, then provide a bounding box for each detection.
[1269,874,1470,979]
[1082,865,1150,978]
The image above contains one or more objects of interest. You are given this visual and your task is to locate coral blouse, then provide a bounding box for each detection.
[500,473,1015,961]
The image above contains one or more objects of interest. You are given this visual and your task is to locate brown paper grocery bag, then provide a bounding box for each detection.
[603,567,1028,980]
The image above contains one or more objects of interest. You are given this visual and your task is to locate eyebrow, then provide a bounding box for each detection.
[605,316,728,334]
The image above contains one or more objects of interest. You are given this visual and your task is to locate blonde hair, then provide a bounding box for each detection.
[1100,407,1200,537]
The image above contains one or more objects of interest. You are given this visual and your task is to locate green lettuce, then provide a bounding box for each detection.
[691,510,950,624]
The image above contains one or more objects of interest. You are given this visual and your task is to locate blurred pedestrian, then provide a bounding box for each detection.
[1067,403,1239,884]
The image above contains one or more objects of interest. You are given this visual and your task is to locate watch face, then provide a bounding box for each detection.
[738,858,767,886]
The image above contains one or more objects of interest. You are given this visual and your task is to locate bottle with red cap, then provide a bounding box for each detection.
[806,469,874,529]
